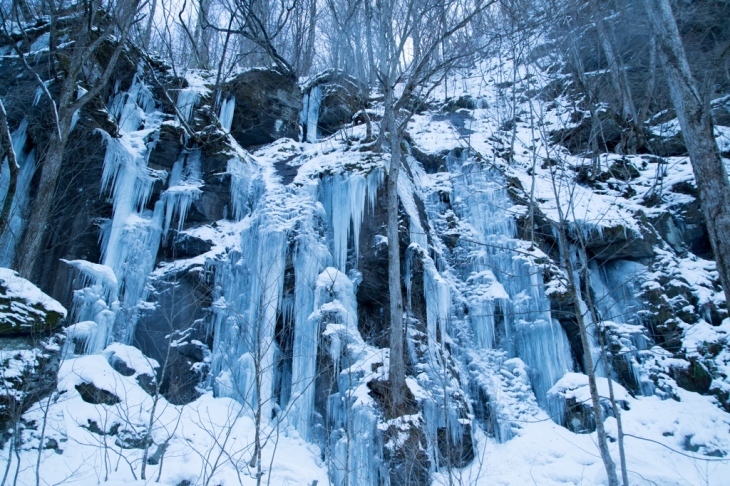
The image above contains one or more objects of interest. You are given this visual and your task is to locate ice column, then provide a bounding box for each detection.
[209,221,287,419]
[68,73,164,350]
[588,259,654,395]
[319,169,383,272]
[301,86,322,143]
[176,88,199,124]
[162,149,203,235]
[219,97,236,132]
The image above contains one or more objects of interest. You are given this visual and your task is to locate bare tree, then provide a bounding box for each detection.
[0,99,19,236]
[0,0,143,281]
[640,0,730,308]
[374,0,492,412]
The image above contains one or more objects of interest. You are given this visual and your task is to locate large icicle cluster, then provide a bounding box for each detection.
[65,69,204,353]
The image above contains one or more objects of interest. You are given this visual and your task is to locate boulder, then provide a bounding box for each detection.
[303,71,368,139]
[224,69,301,148]
[0,269,66,335]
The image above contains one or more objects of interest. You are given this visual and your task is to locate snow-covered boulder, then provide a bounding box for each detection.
[548,372,630,433]
[0,268,66,335]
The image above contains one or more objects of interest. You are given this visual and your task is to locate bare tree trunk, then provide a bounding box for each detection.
[642,0,730,307]
[589,3,637,143]
[301,0,317,75]
[556,228,619,486]
[15,1,135,280]
[364,0,376,85]
[385,87,406,413]
[0,99,19,236]
[195,0,212,68]
[144,0,158,49]
[579,248,629,486]
[16,116,70,279]
[546,159,619,485]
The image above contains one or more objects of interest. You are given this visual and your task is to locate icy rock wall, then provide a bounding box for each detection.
[66,71,202,353]
[587,259,654,395]
[209,158,383,450]
[432,150,574,423]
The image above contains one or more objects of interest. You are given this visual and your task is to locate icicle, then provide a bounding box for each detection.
[209,222,287,418]
[288,228,330,438]
[329,404,382,486]
[302,86,322,143]
[587,260,654,395]
[219,97,236,131]
[228,155,262,221]
[320,169,384,272]
[162,150,203,235]
[443,150,573,411]
[65,71,166,352]
[290,265,357,438]
[423,257,451,352]
[176,88,199,124]
[62,260,120,354]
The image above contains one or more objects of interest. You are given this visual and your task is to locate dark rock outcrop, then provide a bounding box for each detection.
[134,266,213,404]
[304,71,368,139]
[76,382,121,405]
[225,69,302,148]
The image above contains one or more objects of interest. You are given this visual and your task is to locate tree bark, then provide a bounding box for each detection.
[385,87,406,413]
[642,0,730,307]
[0,99,19,237]
[15,4,133,280]
[557,227,620,486]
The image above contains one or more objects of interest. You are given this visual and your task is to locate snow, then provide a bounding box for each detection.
[548,372,631,403]
[7,352,329,486]
[0,267,67,316]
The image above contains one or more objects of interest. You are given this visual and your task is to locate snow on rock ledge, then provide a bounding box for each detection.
[548,372,630,434]
[0,268,67,335]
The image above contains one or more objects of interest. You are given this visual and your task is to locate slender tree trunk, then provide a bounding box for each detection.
[364,0,376,85]
[0,99,19,236]
[16,116,70,279]
[546,157,619,484]
[144,0,158,49]
[35,392,54,486]
[195,0,211,69]
[557,231,619,486]
[302,0,317,75]
[140,393,159,479]
[385,87,406,414]
[579,249,629,486]
[590,4,637,135]
[642,0,730,307]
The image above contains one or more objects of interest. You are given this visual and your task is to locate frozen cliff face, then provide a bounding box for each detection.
[1,26,730,483]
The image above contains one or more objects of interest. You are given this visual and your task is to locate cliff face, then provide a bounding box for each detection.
[2,19,730,485]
